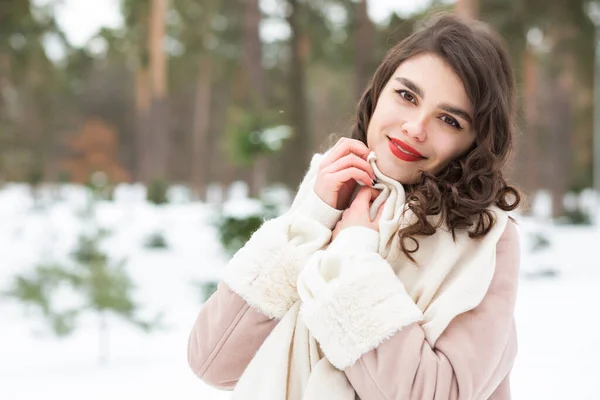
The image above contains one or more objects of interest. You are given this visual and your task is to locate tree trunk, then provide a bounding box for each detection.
[212,76,235,200]
[148,0,169,181]
[355,0,373,102]
[134,68,152,182]
[192,56,212,201]
[520,45,540,196]
[547,75,572,217]
[243,0,265,106]
[0,52,11,122]
[243,0,267,197]
[283,0,311,188]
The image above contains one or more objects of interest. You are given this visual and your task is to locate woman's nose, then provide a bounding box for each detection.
[402,118,427,142]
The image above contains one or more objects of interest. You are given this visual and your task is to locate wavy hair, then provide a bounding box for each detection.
[350,13,521,261]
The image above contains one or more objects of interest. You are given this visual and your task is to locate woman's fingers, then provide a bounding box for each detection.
[313,138,373,209]
[367,187,381,201]
[319,138,371,170]
[349,187,382,211]
[324,167,373,189]
[351,186,373,206]
[322,153,375,181]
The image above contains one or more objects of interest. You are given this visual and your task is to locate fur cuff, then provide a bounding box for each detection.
[298,251,423,370]
[222,217,304,320]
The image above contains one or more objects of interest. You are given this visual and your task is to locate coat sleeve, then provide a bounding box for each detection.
[187,282,278,390]
[188,153,343,389]
[298,220,520,400]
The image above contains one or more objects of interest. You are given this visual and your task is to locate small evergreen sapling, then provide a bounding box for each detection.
[4,178,161,364]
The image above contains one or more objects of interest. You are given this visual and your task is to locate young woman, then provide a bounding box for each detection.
[188,13,521,400]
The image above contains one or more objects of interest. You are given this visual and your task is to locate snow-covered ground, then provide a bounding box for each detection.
[0,183,598,400]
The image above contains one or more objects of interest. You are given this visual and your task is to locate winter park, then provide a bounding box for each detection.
[2,0,600,399]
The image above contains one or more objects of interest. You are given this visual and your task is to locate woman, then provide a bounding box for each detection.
[189,13,521,400]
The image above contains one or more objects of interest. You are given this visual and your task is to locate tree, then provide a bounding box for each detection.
[282,0,312,188]
[4,231,160,365]
[355,0,374,101]
[122,0,170,183]
[179,0,218,200]
[170,0,244,199]
[148,0,170,181]
[70,230,160,365]
[61,118,130,184]
[122,0,150,182]
[3,179,161,364]
[0,0,68,181]
[479,0,595,214]
[243,0,269,197]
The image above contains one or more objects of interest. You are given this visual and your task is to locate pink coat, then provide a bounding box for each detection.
[187,220,520,399]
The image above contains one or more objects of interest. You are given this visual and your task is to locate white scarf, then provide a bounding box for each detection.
[232,152,508,400]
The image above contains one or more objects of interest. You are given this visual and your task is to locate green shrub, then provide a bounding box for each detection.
[147,179,169,205]
[217,214,265,256]
[144,232,168,249]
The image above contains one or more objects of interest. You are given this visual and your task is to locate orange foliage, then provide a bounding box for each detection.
[61,119,130,184]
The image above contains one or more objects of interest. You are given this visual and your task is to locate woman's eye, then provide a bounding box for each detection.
[440,115,462,130]
[395,89,416,104]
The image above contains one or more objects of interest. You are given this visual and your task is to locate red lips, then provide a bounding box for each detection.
[387,136,426,162]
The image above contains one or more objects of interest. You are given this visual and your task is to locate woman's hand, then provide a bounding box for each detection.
[331,186,383,241]
[314,138,375,210]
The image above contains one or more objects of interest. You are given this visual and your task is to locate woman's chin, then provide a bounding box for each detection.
[371,151,420,185]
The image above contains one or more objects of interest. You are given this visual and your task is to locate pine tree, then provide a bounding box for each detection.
[3,182,161,364]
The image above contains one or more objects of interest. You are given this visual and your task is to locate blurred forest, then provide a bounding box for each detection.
[0,0,596,217]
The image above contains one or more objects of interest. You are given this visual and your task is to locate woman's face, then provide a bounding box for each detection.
[366,52,476,184]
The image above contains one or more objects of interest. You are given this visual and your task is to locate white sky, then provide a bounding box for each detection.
[34,0,122,47]
[32,0,453,52]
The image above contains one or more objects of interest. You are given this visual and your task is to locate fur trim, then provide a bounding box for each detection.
[298,230,423,370]
[222,216,303,319]
[223,207,338,319]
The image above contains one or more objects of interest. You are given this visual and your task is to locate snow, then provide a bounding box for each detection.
[0,183,599,399]
[259,125,292,151]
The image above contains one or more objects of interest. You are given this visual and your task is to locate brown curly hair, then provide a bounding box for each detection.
[350,13,521,261]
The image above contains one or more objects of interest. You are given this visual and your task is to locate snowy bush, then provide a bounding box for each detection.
[216,197,279,257]
[3,228,162,364]
[144,231,169,249]
[146,179,169,205]
[224,106,291,165]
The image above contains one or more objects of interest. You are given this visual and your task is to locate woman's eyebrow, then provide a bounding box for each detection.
[439,103,473,125]
[395,77,423,98]
[395,76,473,125]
